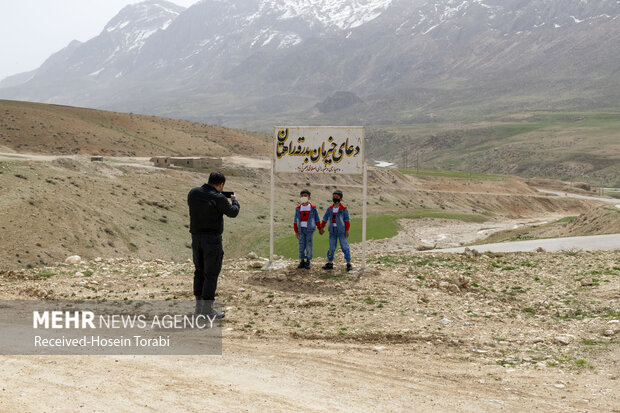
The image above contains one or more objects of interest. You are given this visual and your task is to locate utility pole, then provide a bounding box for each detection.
[416,151,419,174]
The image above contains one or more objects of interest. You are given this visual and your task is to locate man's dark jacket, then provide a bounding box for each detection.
[187,184,240,235]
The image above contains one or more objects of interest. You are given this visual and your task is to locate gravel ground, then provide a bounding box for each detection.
[0,249,618,411]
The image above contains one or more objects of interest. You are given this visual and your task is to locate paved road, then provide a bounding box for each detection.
[537,189,619,205]
[424,233,620,253]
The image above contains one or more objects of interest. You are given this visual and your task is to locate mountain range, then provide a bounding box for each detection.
[1,0,619,130]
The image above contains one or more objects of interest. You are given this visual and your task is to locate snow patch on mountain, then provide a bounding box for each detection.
[153,3,181,15]
[277,33,302,48]
[99,1,186,61]
[396,0,620,37]
[161,19,174,30]
[127,28,160,51]
[441,0,469,20]
[107,21,130,32]
[247,0,393,30]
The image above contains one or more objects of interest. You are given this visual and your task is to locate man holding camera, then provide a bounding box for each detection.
[187,171,240,319]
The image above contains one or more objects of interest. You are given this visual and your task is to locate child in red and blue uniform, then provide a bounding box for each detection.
[319,189,352,271]
[293,189,320,269]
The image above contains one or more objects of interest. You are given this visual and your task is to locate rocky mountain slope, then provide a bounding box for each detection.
[1,0,619,128]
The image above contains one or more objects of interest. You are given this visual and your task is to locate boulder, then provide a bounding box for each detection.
[555,335,571,345]
[453,275,470,289]
[65,255,81,265]
[463,247,480,257]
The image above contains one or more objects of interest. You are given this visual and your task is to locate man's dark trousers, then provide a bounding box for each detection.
[192,233,223,300]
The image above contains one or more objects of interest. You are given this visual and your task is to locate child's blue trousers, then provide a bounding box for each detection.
[327,231,351,262]
[298,227,314,260]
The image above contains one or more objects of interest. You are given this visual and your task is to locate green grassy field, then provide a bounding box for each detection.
[400,169,505,180]
[272,211,488,259]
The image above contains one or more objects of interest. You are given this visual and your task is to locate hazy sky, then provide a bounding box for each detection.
[0,0,199,81]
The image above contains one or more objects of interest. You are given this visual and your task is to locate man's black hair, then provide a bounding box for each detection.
[333,189,343,199]
[300,189,311,196]
[208,171,226,186]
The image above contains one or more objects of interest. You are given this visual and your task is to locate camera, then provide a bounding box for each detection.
[222,191,234,198]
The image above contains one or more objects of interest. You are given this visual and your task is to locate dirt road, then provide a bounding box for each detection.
[0,151,270,170]
[537,189,619,205]
[2,339,617,412]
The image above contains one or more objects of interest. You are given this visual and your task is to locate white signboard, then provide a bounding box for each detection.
[274,126,364,175]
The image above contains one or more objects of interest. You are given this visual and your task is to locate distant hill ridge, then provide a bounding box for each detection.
[0,100,270,157]
[0,0,619,128]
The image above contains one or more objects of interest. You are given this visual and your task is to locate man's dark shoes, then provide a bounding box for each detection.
[197,299,225,319]
[297,259,306,269]
[346,263,353,272]
[305,260,311,269]
[208,309,225,320]
[322,262,333,270]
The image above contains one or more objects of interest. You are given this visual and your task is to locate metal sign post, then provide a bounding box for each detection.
[362,160,367,270]
[269,158,275,262]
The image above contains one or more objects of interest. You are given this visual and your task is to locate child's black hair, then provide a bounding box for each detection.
[300,189,311,196]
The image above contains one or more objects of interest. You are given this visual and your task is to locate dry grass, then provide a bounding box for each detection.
[0,99,271,157]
